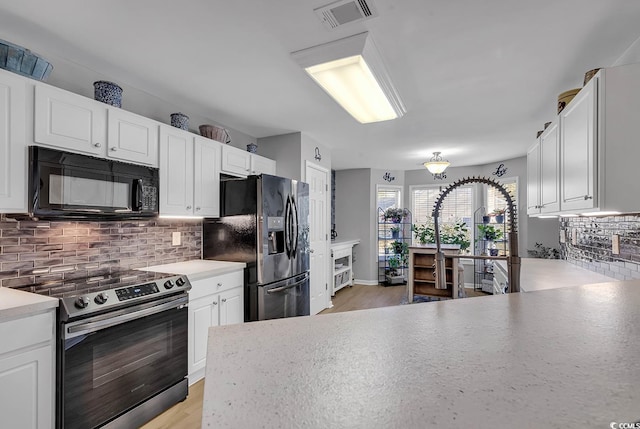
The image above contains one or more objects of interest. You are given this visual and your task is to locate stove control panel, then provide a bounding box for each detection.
[115,282,160,301]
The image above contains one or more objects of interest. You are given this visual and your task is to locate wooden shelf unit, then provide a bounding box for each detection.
[408,246,459,301]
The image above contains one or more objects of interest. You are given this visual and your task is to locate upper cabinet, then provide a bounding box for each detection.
[526,142,540,215]
[159,126,220,217]
[34,84,158,167]
[0,69,27,213]
[528,63,640,216]
[221,144,276,177]
[34,84,106,157]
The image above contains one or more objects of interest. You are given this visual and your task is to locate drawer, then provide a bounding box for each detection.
[0,311,54,356]
[333,248,352,259]
[189,270,244,300]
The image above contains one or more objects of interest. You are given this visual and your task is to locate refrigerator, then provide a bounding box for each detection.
[203,174,310,321]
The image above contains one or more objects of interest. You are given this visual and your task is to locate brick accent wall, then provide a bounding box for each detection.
[0,214,201,293]
[560,215,640,281]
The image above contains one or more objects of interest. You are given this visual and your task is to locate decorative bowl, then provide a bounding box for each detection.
[94,81,123,108]
[583,68,601,86]
[170,112,189,130]
[557,88,580,114]
[199,124,231,144]
[0,39,53,81]
[246,143,257,153]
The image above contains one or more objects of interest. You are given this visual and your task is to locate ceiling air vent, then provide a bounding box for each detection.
[314,0,378,30]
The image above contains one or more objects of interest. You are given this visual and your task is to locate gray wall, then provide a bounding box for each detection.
[258,133,302,181]
[335,169,371,281]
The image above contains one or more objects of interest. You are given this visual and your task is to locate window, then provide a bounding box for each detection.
[411,185,473,248]
[377,186,401,213]
[485,178,518,218]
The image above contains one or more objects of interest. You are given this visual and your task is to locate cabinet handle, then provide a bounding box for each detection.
[221,298,227,303]
[94,142,102,148]
[186,205,192,210]
[309,249,315,253]
[584,195,593,200]
[110,147,117,151]
[217,283,222,288]
[212,301,218,306]
[195,207,201,211]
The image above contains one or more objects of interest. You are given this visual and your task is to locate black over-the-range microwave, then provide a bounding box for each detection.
[29,146,159,219]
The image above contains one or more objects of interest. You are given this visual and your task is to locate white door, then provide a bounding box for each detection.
[306,162,329,314]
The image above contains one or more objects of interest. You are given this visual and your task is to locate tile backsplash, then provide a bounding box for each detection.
[0,214,201,293]
[560,215,640,281]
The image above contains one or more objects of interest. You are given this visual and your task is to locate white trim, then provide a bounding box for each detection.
[354,279,381,286]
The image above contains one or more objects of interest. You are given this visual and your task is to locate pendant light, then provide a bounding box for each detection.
[424,152,450,179]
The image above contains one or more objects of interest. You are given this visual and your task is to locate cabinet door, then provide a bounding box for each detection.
[560,80,597,212]
[0,344,53,429]
[219,287,244,326]
[251,154,276,175]
[188,295,219,379]
[34,84,106,156]
[194,137,220,217]
[221,145,251,176]
[526,142,540,215]
[159,126,194,215]
[540,122,560,213]
[107,108,159,166]
[0,70,27,212]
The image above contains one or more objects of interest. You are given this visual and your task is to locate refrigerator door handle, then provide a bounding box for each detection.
[284,195,292,257]
[291,196,299,255]
[266,276,307,294]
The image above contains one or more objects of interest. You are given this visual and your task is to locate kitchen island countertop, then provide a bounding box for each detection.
[202,280,640,428]
[141,259,246,282]
[0,286,58,320]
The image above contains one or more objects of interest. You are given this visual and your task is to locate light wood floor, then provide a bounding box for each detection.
[141,283,405,429]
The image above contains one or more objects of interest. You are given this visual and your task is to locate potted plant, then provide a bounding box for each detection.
[491,208,506,224]
[412,219,471,253]
[383,207,409,223]
[385,254,405,284]
[476,224,504,256]
[389,240,409,261]
[390,225,401,239]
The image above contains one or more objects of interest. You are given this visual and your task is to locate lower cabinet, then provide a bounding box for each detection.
[407,246,459,302]
[0,310,56,429]
[188,270,244,384]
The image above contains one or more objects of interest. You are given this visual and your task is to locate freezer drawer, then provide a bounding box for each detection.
[257,272,310,320]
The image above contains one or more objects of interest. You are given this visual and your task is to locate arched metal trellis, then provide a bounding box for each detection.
[431,176,521,293]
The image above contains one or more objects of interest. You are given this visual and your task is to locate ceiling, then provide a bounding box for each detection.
[1,0,640,170]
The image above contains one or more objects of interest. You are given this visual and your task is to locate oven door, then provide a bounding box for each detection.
[257,272,310,320]
[59,295,188,429]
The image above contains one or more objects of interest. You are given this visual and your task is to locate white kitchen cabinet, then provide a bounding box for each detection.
[35,83,159,166]
[526,142,540,215]
[159,126,220,217]
[331,240,359,295]
[539,121,560,213]
[106,107,159,166]
[0,310,56,429]
[34,84,106,156]
[0,69,27,212]
[560,77,597,212]
[188,270,244,383]
[221,144,276,177]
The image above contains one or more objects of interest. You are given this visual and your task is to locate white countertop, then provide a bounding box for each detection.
[141,259,246,282]
[496,258,617,292]
[330,239,360,248]
[202,280,640,428]
[0,287,58,320]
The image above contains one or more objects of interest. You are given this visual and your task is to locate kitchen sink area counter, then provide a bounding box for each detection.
[202,280,640,427]
[142,259,246,282]
[495,258,617,292]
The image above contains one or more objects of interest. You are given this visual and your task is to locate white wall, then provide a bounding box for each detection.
[614,35,640,66]
[257,133,302,180]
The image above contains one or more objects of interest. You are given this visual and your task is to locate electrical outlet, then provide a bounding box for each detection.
[571,229,578,245]
[612,234,620,255]
[172,231,181,246]
[559,230,566,244]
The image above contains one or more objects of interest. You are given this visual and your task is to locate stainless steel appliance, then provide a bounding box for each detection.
[29,146,159,219]
[53,270,191,429]
[203,174,310,321]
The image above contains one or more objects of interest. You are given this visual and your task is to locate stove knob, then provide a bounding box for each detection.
[94,292,109,305]
[176,277,185,287]
[75,296,90,309]
[164,280,175,289]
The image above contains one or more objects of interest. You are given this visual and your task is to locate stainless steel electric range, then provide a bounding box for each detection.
[47,269,191,429]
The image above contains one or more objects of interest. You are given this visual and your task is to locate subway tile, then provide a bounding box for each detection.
[0,254,18,262]
[2,245,35,253]
[63,256,89,265]
[20,237,49,245]
[0,270,18,279]
[19,252,51,261]
[63,228,90,236]
[50,250,78,259]
[0,237,19,245]
[49,236,77,244]
[34,259,63,268]
[2,276,36,287]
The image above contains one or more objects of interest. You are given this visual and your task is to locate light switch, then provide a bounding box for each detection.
[571,229,578,246]
[559,230,566,244]
[172,231,181,246]
[612,234,620,255]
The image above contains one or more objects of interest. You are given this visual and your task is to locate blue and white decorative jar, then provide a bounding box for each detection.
[170,112,189,130]
[246,143,257,153]
[93,81,123,108]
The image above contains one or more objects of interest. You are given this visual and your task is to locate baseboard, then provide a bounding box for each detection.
[464,282,475,289]
[354,279,380,286]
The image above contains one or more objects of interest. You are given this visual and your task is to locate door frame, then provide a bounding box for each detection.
[304,161,331,310]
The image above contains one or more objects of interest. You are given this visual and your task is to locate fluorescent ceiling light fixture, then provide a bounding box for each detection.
[423,152,450,174]
[291,32,405,123]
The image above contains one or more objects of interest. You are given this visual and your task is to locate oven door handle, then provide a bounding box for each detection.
[65,295,188,339]
[266,277,307,294]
